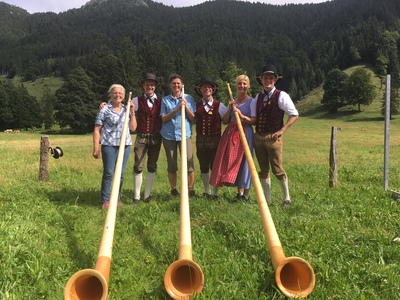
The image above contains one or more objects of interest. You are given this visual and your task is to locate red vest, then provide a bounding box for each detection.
[195,99,222,136]
[136,95,162,134]
[256,90,284,134]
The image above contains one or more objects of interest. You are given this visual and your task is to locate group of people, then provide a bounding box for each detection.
[93,64,299,209]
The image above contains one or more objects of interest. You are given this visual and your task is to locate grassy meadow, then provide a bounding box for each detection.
[1,72,400,299]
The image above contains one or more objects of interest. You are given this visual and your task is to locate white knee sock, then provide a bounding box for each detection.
[261,177,272,203]
[201,172,211,194]
[213,185,219,196]
[279,177,290,202]
[134,173,142,200]
[144,172,156,199]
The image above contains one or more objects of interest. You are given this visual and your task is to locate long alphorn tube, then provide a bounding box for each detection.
[227,83,315,298]
[64,92,133,300]
[164,85,204,299]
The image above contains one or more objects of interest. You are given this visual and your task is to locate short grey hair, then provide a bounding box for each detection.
[108,84,125,96]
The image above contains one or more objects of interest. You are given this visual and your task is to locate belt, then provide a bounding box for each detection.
[137,133,160,137]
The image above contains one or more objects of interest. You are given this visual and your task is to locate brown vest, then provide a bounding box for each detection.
[136,95,162,134]
[256,90,284,134]
[195,99,222,136]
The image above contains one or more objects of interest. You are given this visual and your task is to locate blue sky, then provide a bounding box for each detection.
[2,0,328,14]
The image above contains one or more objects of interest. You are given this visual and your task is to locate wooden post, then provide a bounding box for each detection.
[329,126,338,187]
[383,74,391,190]
[39,136,50,181]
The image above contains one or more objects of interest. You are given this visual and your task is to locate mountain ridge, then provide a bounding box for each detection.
[0,0,399,102]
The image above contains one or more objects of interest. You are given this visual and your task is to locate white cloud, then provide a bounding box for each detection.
[2,0,328,14]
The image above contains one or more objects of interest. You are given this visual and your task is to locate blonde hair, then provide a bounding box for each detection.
[108,84,125,97]
[236,74,250,88]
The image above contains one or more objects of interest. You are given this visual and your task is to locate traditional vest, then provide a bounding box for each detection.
[136,95,162,134]
[195,99,222,136]
[256,89,284,134]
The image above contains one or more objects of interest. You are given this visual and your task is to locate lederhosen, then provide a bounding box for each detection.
[254,90,286,179]
[195,99,222,173]
[133,95,162,173]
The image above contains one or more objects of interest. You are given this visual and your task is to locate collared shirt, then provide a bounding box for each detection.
[160,93,196,141]
[261,87,298,116]
[202,98,228,116]
[95,103,133,146]
[132,93,158,111]
[202,98,213,113]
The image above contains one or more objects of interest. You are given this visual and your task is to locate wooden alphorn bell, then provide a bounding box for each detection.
[227,83,315,298]
[64,92,133,300]
[164,85,204,299]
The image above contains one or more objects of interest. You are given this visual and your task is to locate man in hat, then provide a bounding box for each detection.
[131,72,163,204]
[194,77,227,198]
[254,64,299,206]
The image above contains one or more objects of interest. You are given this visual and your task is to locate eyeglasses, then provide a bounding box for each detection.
[111,92,124,95]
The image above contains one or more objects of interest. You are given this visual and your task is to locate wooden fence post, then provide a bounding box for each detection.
[39,136,50,181]
[383,74,391,190]
[329,126,338,187]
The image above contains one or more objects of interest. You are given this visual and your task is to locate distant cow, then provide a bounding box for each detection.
[13,129,20,133]
[4,129,12,133]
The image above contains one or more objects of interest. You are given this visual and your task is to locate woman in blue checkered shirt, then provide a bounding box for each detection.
[93,84,137,209]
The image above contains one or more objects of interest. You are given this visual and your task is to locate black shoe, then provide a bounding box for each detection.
[189,190,196,197]
[203,192,211,198]
[235,194,249,202]
[283,199,291,207]
[171,189,179,197]
[133,199,140,205]
[235,193,244,201]
[144,196,152,203]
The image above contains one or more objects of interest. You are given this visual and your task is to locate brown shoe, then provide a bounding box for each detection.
[171,189,179,197]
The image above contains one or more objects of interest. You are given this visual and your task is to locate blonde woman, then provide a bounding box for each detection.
[210,75,257,201]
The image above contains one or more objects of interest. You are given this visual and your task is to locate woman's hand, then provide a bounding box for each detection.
[93,149,101,159]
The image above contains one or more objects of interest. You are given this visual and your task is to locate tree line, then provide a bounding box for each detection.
[0,0,399,130]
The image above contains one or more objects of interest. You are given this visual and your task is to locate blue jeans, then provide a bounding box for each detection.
[101,145,131,204]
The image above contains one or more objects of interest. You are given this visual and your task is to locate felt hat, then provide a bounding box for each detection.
[138,72,160,87]
[195,77,218,97]
[256,64,282,85]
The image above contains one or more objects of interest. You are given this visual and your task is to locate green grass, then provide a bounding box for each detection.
[1,67,399,299]
[1,108,399,299]
[6,76,63,100]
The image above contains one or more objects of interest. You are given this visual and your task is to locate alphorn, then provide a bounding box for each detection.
[64,92,133,300]
[227,83,315,298]
[164,85,204,299]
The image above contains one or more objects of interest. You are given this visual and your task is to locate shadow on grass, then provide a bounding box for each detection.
[45,187,139,207]
[44,189,99,271]
[308,109,385,122]
[46,188,100,207]
[45,188,131,271]
[297,105,327,117]
[211,219,276,293]
[298,102,386,122]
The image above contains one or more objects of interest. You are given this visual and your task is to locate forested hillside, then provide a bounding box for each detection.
[0,0,399,131]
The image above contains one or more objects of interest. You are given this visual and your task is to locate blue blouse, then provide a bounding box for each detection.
[160,93,196,141]
[95,103,132,146]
